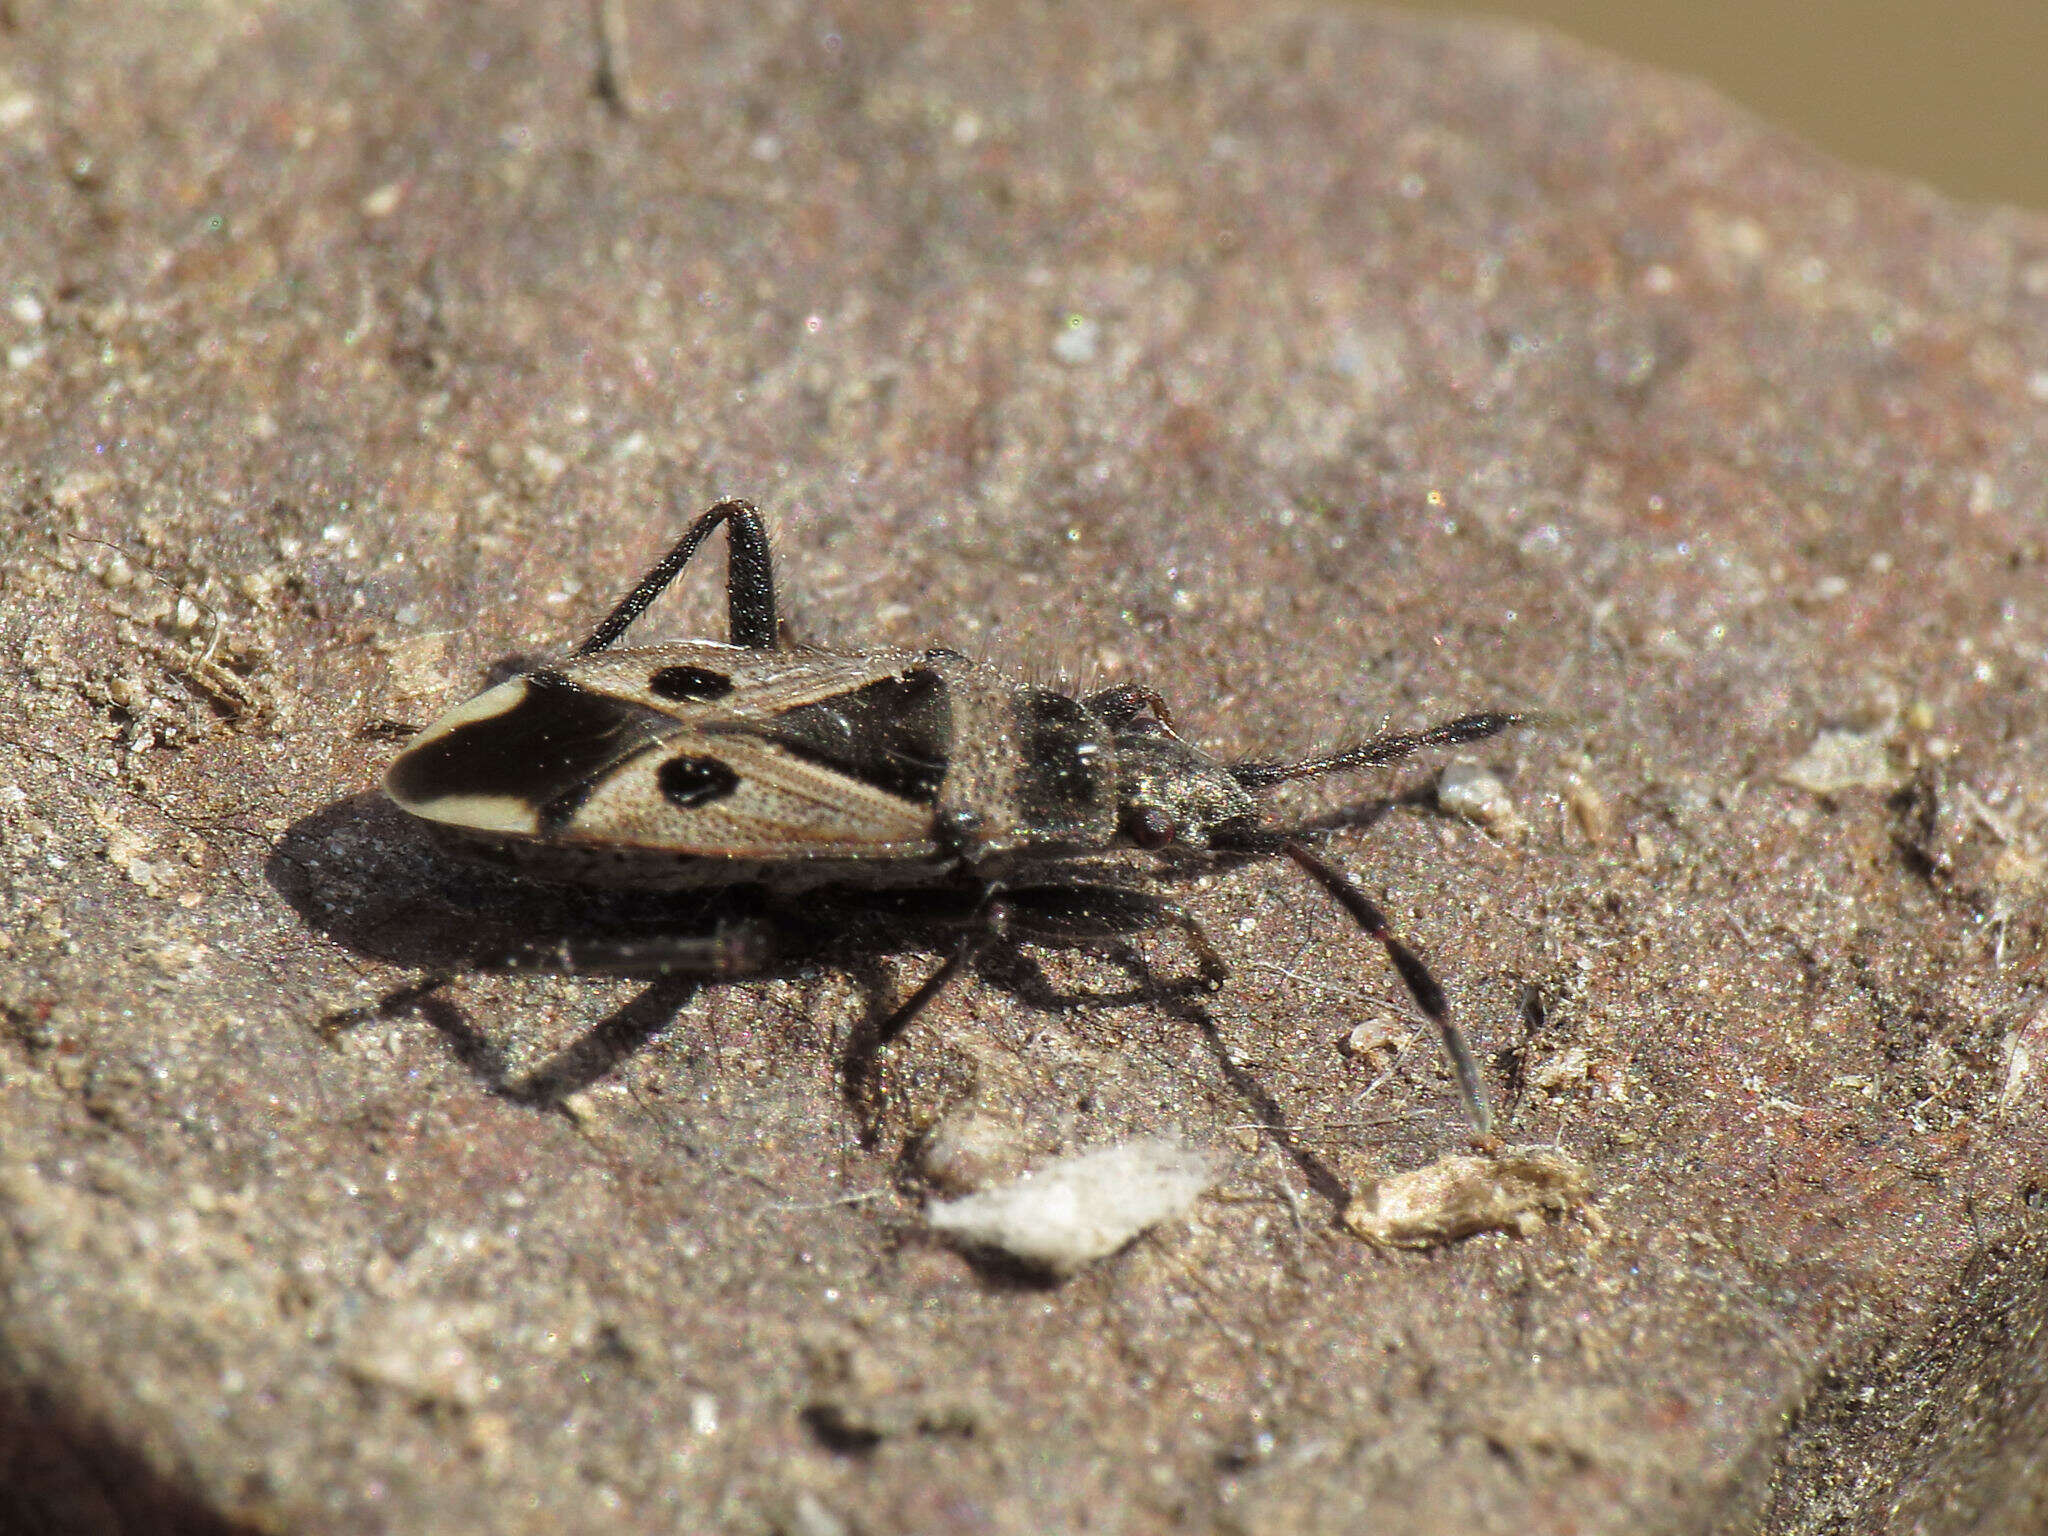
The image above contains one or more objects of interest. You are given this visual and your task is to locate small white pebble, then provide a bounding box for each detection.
[1529,1046,1591,1094]
[522,443,568,486]
[360,181,405,219]
[784,1491,849,1536]
[1341,1019,1401,1059]
[1563,776,1611,845]
[2000,1007,2047,1116]
[917,1106,1024,1194]
[1436,761,1525,837]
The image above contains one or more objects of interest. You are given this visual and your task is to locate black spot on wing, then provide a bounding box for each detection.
[1018,688,1106,825]
[762,668,950,805]
[388,670,671,817]
[648,664,734,702]
[658,754,742,808]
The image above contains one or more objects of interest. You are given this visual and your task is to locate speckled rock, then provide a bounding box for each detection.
[2,3,2045,1533]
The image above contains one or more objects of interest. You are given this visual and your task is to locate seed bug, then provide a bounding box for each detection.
[382,500,1525,1132]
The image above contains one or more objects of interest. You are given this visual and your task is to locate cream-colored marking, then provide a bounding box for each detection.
[396,792,542,835]
[402,676,529,748]
[384,677,539,821]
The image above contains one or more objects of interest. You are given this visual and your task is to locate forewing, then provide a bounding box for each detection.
[384,669,677,837]
[559,731,939,858]
[387,644,951,861]
[563,643,928,718]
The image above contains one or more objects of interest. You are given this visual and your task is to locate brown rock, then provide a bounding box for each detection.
[1,3,2044,1532]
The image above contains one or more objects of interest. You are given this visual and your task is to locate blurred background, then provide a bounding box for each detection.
[1401,0,2048,210]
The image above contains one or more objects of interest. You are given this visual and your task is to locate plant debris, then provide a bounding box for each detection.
[1343,1146,1595,1248]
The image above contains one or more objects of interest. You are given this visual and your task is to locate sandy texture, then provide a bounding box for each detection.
[2,3,2045,1532]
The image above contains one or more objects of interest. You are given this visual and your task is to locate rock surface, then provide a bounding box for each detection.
[2,3,2045,1532]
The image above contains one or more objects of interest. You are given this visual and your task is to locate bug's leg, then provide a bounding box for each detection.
[328,924,771,993]
[844,889,1008,1125]
[493,921,776,1104]
[1281,840,1493,1137]
[1083,684,1175,731]
[576,496,779,654]
[1231,711,1526,790]
[871,897,1008,1051]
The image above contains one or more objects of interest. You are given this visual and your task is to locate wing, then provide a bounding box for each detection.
[558,730,938,858]
[385,644,951,861]
[560,641,933,719]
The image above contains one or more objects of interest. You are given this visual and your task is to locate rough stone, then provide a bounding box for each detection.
[1,2,2045,1532]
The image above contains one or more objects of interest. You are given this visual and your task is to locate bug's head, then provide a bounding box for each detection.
[1111,724,1261,852]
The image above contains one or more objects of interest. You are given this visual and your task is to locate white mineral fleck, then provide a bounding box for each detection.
[2000,1007,2047,1117]
[1051,314,1099,366]
[1563,775,1612,844]
[1436,760,1526,837]
[1529,1046,1592,1094]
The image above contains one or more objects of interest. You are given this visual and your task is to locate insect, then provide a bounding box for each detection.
[383,500,1524,1132]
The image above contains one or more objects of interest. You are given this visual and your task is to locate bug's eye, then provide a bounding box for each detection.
[1125,807,1178,850]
